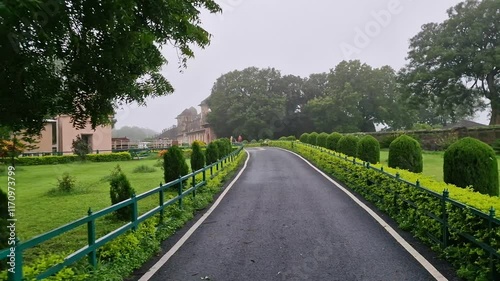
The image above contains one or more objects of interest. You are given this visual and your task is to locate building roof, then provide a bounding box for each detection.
[176,107,198,118]
[443,120,487,129]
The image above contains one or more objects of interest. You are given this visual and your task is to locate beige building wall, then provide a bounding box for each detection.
[57,116,112,154]
[28,121,57,153]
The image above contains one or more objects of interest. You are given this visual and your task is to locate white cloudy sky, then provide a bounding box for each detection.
[114,0,489,133]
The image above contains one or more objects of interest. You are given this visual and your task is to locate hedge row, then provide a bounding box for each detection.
[10,152,132,166]
[271,141,500,281]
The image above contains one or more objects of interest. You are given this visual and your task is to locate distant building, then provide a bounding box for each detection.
[112,137,131,150]
[26,115,112,154]
[175,99,217,144]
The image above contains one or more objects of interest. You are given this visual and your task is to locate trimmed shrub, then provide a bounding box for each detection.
[163,145,189,187]
[299,133,309,143]
[242,140,249,145]
[316,132,329,148]
[279,136,287,141]
[286,135,297,141]
[132,165,156,173]
[14,152,131,166]
[190,141,205,172]
[357,135,380,164]
[72,135,92,161]
[57,172,76,192]
[337,135,359,157]
[388,135,423,173]
[214,140,226,159]
[444,137,499,196]
[109,165,136,221]
[308,132,319,145]
[326,132,343,151]
[206,142,219,164]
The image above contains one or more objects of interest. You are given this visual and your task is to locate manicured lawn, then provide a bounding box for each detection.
[379,150,445,181]
[380,150,500,186]
[0,157,195,262]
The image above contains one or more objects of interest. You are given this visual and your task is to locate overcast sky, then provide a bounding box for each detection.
[114,0,488,133]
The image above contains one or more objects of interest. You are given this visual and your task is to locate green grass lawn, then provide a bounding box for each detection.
[0,157,194,262]
[380,150,500,186]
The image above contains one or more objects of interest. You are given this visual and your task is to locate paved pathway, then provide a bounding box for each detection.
[143,148,442,281]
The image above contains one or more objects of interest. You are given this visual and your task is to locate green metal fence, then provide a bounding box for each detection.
[0,146,243,280]
[291,142,499,280]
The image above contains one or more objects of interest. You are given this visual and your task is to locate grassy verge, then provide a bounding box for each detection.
[0,150,246,280]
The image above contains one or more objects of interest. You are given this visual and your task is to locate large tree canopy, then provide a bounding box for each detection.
[0,0,221,134]
[207,67,286,140]
[305,60,405,132]
[400,0,498,125]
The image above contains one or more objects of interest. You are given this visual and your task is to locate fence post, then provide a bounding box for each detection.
[159,183,164,224]
[441,189,449,248]
[210,166,213,177]
[488,207,497,280]
[87,208,97,269]
[203,169,206,183]
[192,174,196,198]
[221,159,224,169]
[131,194,138,231]
[178,176,183,209]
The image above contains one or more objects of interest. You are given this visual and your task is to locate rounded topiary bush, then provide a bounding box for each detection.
[299,133,309,143]
[326,132,343,151]
[388,135,423,173]
[206,142,219,164]
[163,145,189,187]
[190,141,205,172]
[316,132,329,148]
[337,135,359,157]
[308,132,319,145]
[286,135,297,141]
[444,137,499,196]
[357,135,380,164]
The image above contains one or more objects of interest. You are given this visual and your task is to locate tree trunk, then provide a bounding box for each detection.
[490,100,500,125]
[487,72,500,125]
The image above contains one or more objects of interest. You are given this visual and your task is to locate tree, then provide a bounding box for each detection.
[305,61,405,132]
[207,67,286,140]
[72,135,92,161]
[400,0,498,125]
[0,0,221,135]
[0,129,38,166]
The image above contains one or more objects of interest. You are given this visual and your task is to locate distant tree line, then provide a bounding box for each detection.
[207,0,498,140]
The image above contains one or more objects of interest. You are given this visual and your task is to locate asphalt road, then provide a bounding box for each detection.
[146,147,439,281]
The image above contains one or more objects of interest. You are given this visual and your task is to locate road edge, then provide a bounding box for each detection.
[137,149,251,281]
[276,147,448,281]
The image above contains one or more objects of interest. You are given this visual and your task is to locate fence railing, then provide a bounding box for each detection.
[0,146,243,281]
[281,141,499,280]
